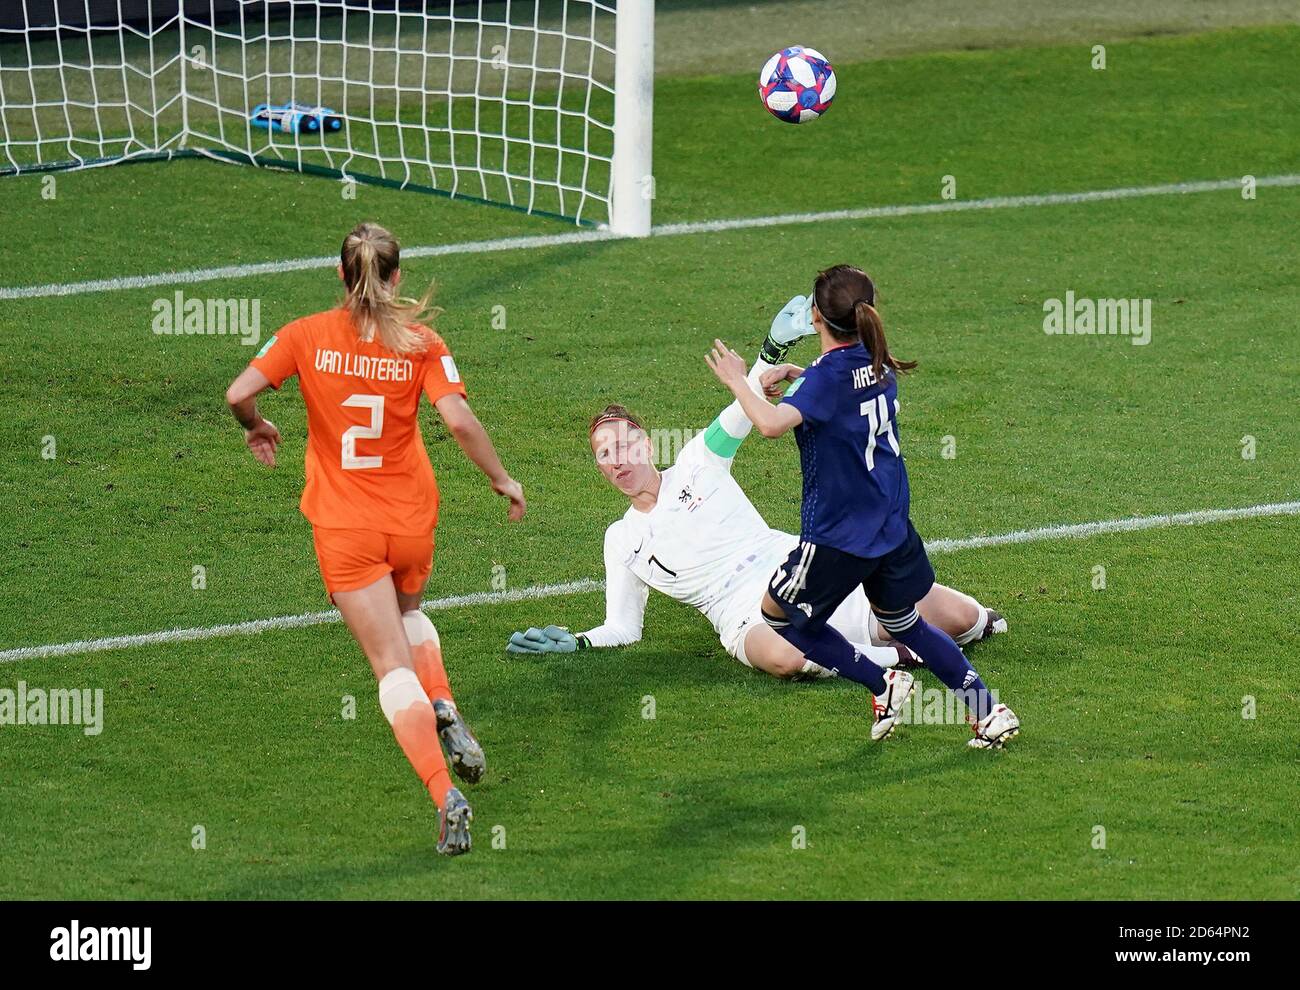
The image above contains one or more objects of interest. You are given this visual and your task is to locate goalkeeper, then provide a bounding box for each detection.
[506,298,1005,680]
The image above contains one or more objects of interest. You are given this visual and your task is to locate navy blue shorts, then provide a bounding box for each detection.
[765,521,936,630]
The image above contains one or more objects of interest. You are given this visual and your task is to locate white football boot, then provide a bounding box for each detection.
[871,668,915,741]
[967,704,1020,749]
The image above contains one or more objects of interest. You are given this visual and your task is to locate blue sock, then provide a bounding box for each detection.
[768,616,887,694]
[878,609,994,720]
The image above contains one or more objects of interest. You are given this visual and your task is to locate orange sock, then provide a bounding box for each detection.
[379,667,453,810]
[402,610,454,705]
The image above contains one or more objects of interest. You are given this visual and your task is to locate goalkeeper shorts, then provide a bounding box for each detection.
[311,526,434,599]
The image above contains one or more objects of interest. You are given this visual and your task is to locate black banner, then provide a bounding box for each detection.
[0,900,1292,976]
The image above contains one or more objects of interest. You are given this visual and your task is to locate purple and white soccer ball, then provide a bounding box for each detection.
[758,45,836,123]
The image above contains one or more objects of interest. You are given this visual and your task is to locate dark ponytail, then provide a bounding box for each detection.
[854,297,916,384]
[813,264,917,384]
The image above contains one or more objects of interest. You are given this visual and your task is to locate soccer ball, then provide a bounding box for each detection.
[758,46,836,124]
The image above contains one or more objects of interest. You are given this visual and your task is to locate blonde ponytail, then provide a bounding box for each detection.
[340,222,440,355]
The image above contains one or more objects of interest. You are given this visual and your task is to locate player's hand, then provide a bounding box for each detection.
[705,339,748,390]
[493,476,527,521]
[506,625,577,654]
[244,417,280,467]
[760,363,804,397]
[769,294,814,345]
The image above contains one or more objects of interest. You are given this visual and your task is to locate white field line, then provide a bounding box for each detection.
[3,174,1296,301]
[3,500,1298,665]
[925,500,1300,553]
[0,578,600,665]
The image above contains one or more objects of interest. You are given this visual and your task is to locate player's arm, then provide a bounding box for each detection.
[759,362,804,396]
[434,393,526,521]
[706,339,803,438]
[423,342,527,522]
[226,366,281,467]
[690,295,813,470]
[688,359,771,472]
[507,524,649,654]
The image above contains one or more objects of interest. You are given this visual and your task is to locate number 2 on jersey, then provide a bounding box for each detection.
[859,393,899,470]
[341,393,384,470]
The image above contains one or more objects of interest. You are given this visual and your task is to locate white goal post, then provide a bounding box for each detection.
[0,1,654,234]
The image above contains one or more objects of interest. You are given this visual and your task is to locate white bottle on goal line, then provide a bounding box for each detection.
[0,0,655,235]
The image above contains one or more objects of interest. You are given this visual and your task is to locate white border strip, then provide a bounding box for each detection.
[3,501,1297,664]
[3,174,1296,301]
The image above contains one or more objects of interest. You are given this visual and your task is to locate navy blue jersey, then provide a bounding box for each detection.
[780,342,910,558]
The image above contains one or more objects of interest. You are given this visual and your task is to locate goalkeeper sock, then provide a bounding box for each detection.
[954,603,990,646]
[402,609,454,705]
[856,640,904,669]
[378,667,453,809]
[879,609,995,721]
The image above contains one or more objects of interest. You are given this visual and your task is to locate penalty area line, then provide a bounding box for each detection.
[2,174,1297,300]
[2,500,1298,665]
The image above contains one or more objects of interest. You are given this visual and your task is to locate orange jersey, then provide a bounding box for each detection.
[250,307,466,536]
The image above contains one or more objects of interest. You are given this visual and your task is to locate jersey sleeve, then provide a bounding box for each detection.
[678,356,775,474]
[579,522,649,648]
[249,323,300,388]
[780,361,833,425]
[422,332,468,405]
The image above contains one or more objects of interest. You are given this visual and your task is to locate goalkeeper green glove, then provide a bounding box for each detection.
[761,294,814,364]
[506,625,583,654]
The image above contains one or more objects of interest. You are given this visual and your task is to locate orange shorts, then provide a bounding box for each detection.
[311,526,435,598]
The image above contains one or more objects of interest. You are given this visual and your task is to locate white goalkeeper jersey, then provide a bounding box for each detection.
[580,430,796,647]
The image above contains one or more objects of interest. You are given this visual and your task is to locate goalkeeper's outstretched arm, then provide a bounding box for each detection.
[693,295,814,471]
[506,523,649,655]
[577,544,649,648]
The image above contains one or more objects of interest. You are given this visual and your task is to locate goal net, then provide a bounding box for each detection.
[0,1,653,232]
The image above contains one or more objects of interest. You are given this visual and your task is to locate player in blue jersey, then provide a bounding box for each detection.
[706,265,1020,749]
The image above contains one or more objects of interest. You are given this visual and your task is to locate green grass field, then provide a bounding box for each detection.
[0,13,1297,899]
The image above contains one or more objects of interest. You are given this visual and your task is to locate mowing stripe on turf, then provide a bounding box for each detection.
[3,174,1297,301]
[3,500,1298,664]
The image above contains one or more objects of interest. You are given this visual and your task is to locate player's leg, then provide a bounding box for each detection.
[332,574,472,854]
[869,582,1005,647]
[391,533,485,784]
[739,621,911,680]
[866,522,1019,749]
[739,622,818,678]
[824,590,922,669]
[392,534,451,702]
[761,543,888,690]
[314,527,471,853]
[761,542,915,739]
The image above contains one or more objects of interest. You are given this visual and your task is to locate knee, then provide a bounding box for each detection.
[768,652,807,679]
